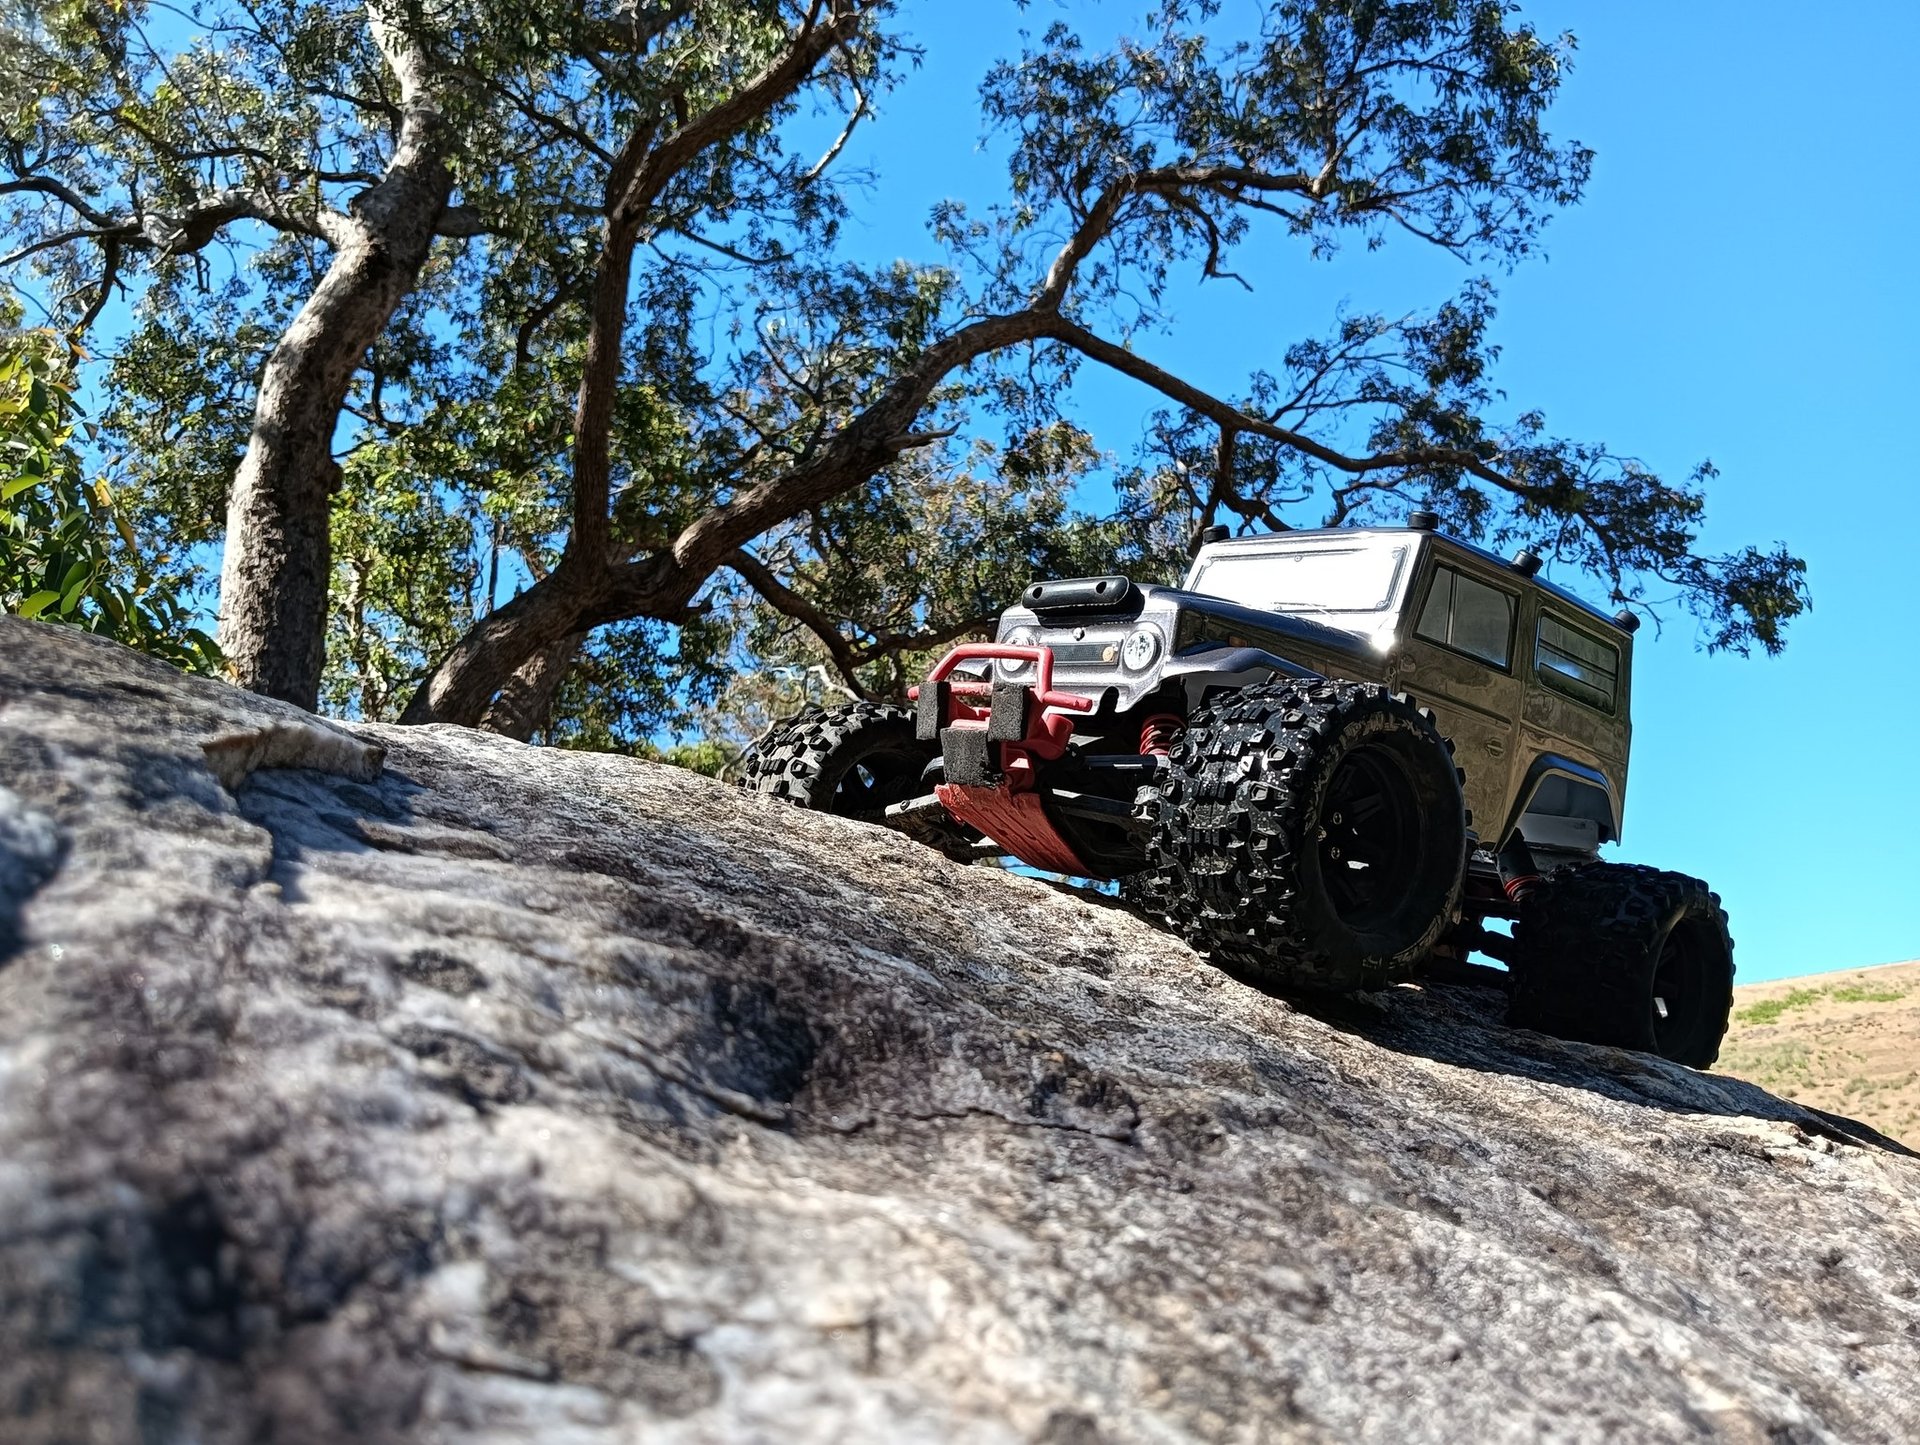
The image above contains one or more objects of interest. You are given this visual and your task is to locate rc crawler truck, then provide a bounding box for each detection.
[745,513,1736,1067]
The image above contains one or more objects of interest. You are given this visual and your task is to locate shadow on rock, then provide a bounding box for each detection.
[1292,970,1919,1160]
[1036,874,1918,1161]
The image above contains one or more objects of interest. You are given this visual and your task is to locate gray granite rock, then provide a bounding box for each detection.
[1,616,1915,1444]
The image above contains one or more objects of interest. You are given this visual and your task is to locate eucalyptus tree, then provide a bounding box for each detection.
[239,0,889,736]
[433,0,896,734]
[1,0,860,709]
[5,0,1808,741]
[0,0,490,702]
[399,0,1806,730]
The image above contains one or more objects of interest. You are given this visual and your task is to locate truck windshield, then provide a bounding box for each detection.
[1188,544,1409,617]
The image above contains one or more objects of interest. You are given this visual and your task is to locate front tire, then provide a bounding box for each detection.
[1507,861,1735,1068]
[1144,678,1468,994]
[741,701,974,859]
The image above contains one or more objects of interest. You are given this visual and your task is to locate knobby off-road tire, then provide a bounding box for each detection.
[1508,861,1735,1068]
[1116,868,1176,923]
[741,701,975,860]
[1144,678,1468,994]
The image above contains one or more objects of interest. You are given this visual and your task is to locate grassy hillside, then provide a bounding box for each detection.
[1716,960,1920,1144]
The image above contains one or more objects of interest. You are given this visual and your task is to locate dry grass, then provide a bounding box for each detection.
[1717,959,1920,1143]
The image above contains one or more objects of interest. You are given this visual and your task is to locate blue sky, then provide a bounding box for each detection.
[831,1,1920,983]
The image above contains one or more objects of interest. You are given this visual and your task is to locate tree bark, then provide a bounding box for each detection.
[399,570,607,726]
[215,9,454,709]
[478,632,586,741]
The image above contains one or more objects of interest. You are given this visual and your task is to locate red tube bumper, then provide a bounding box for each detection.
[911,644,1094,874]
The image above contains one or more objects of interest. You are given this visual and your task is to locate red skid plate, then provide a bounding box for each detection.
[935,781,1087,875]
[916,641,1098,875]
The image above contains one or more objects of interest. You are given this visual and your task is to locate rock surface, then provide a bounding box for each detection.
[2,616,1917,1444]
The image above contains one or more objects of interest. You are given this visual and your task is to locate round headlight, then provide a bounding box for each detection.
[1000,624,1040,678]
[1121,625,1162,672]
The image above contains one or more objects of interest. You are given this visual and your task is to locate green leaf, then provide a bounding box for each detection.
[16,590,60,619]
[60,569,94,614]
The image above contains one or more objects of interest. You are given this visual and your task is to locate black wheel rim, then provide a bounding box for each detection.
[1319,742,1424,934]
[1652,921,1714,1059]
[829,740,928,821]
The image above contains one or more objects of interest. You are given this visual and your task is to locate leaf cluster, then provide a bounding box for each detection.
[0,293,219,669]
[1115,277,1809,653]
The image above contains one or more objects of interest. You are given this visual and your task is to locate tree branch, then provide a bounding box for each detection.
[657,308,1047,590]
[850,610,997,665]
[434,205,490,237]
[1034,163,1320,310]
[609,0,855,228]
[799,80,869,188]
[567,0,865,575]
[576,0,698,58]
[1042,315,1530,497]
[0,175,120,228]
[73,234,121,333]
[727,548,872,698]
[0,227,106,267]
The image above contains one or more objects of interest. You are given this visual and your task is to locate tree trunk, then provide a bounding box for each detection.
[215,13,454,709]
[479,632,586,741]
[396,196,639,730]
[398,570,611,727]
[396,8,873,730]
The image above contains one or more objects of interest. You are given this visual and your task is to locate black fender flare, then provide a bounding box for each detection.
[1161,647,1319,709]
[1499,752,1620,848]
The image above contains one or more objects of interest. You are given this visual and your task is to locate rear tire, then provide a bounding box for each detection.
[741,701,974,859]
[1507,861,1735,1068]
[1143,678,1467,993]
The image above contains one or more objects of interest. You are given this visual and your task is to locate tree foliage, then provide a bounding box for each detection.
[0,292,218,668]
[0,0,1810,751]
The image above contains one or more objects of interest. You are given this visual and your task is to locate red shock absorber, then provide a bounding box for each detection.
[1138,713,1185,757]
[1496,830,1542,904]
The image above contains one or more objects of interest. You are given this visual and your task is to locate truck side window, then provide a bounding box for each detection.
[1414,565,1513,667]
[1535,614,1619,712]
